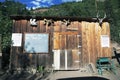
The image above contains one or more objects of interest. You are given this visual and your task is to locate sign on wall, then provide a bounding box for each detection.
[12,33,22,46]
[101,35,110,47]
[24,33,49,53]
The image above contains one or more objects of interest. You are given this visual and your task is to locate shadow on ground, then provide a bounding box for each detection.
[57,76,109,80]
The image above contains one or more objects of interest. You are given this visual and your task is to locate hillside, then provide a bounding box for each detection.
[33,0,120,44]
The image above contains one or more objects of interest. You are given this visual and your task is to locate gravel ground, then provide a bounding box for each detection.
[45,63,120,80]
[45,69,120,80]
[0,59,120,80]
[0,65,120,80]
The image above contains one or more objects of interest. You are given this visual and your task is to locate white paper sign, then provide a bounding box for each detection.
[12,33,22,46]
[101,35,110,47]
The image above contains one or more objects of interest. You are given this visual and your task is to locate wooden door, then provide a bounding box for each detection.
[53,32,81,70]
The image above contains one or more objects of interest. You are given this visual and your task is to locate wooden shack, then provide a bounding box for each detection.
[10,16,112,70]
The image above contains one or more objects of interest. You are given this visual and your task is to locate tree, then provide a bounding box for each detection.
[0,0,31,69]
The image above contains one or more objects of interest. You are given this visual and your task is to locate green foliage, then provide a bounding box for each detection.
[39,0,120,44]
[38,1,97,17]
[0,0,30,69]
[0,17,12,50]
[105,0,120,43]
[0,0,30,51]
[0,1,30,16]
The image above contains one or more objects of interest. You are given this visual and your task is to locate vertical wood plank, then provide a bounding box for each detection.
[89,23,96,64]
[26,20,32,32]
[39,20,46,33]
[16,20,21,33]
[60,50,65,69]
[53,32,60,50]
[81,21,87,66]
[54,21,61,32]
[21,20,27,33]
[59,34,66,49]
[67,50,72,69]
[94,23,99,61]
[61,21,66,32]
[78,22,82,66]
[72,49,79,69]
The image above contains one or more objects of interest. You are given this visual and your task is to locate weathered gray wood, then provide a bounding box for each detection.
[10,16,111,70]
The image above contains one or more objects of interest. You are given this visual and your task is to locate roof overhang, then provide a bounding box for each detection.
[10,15,110,22]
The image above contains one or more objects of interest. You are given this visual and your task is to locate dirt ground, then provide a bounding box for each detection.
[0,65,120,80]
[45,64,120,80]
[0,62,120,80]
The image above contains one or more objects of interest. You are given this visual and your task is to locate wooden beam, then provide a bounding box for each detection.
[112,51,120,64]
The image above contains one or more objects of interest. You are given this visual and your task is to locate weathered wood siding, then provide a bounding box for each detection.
[10,16,111,69]
[11,19,53,68]
[81,22,111,65]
